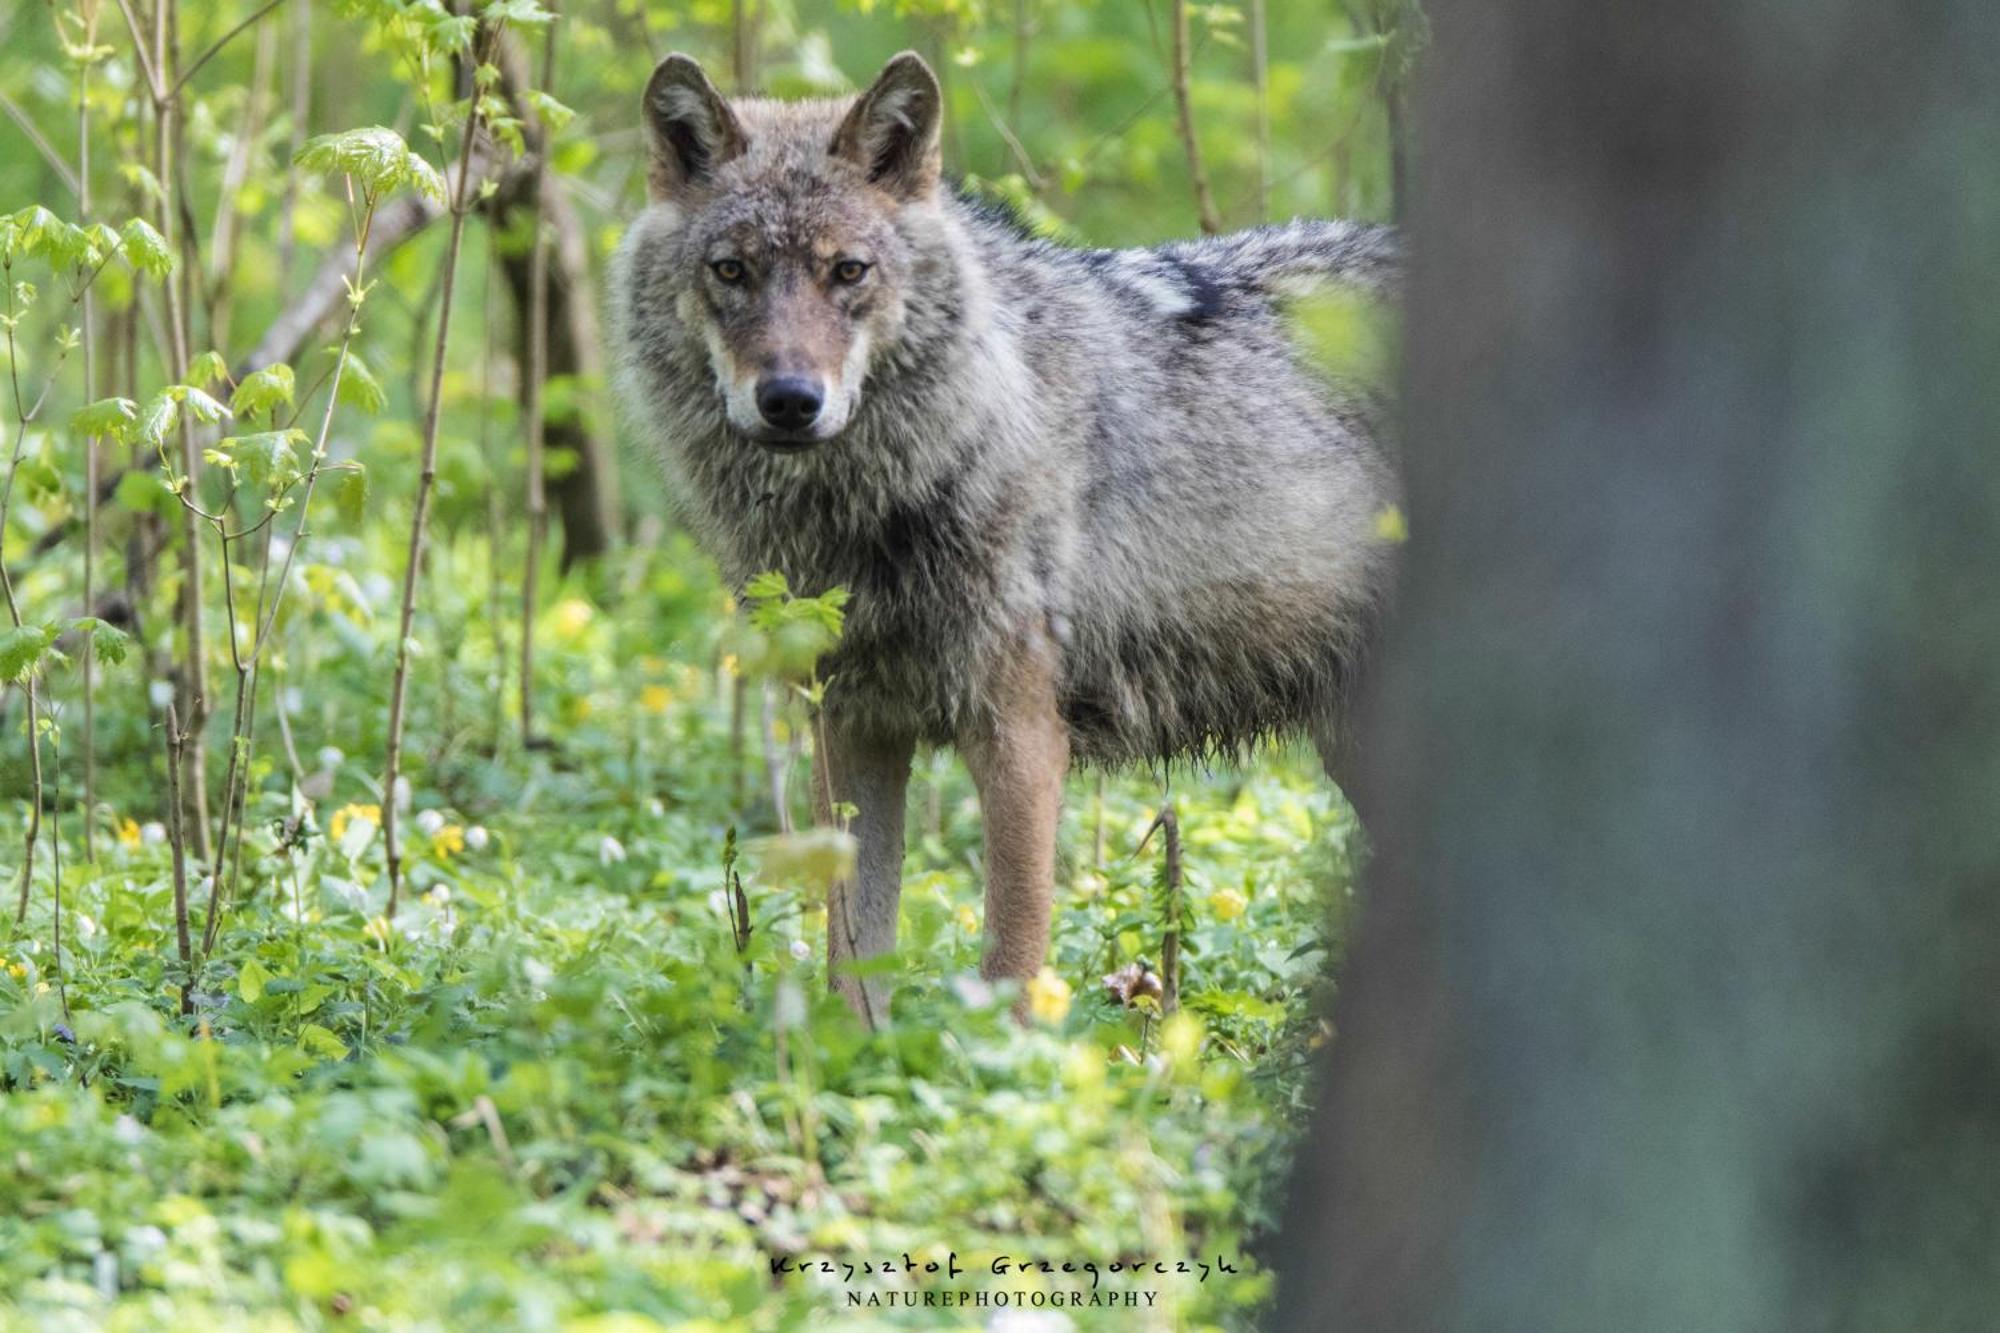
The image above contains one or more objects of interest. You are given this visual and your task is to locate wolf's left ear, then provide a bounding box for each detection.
[643,54,746,199]
[829,52,943,202]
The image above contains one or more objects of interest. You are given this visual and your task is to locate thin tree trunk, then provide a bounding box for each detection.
[488,28,617,570]
[382,84,487,917]
[761,682,793,835]
[730,0,757,91]
[164,704,193,1016]
[518,8,557,748]
[205,16,277,355]
[1008,0,1030,131]
[1250,0,1270,221]
[1169,0,1222,234]
[276,0,311,295]
[492,172,613,568]
[153,0,213,862]
[78,26,99,862]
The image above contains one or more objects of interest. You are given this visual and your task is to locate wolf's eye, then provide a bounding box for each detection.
[832,259,870,285]
[710,259,746,284]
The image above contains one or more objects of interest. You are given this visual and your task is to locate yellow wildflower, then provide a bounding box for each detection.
[328,803,381,842]
[363,915,394,949]
[116,817,142,847]
[553,597,594,639]
[639,684,672,715]
[6,961,24,979]
[954,903,979,934]
[1373,503,1409,544]
[1209,887,1249,922]
[430,824,465,859]
[1025,968,1072,1025]
[1161,1010,1204,1065]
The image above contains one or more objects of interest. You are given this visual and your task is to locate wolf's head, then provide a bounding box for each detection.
[626,51,944,452]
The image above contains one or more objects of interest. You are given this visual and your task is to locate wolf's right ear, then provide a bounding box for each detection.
[642,54,746,199]
[829,51,943,202]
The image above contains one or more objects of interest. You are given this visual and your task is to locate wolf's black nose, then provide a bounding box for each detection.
[756,376,824,431]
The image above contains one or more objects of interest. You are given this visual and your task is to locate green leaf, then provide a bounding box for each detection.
[297,1023,347,1061]
[483,0,554,28]
[7,206,63,261]
[67,617,130,666]
[230,364,295,419]
[136,391,179,447]
[120,218,173,277]
[237,958,272,1003]
[334,466,369,527]
[424,12,478,52]
[0,624,56,682]
[70,396,138,441]
[186,349,229,387]
[744,571,790,602]
[41,218,95,270]
[295,127,445,203]
[336,351,386,415]
[227,429,306,487]
[176,385,231,426]
[525,90,575,135]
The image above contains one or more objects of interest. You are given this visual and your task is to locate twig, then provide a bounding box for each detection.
[969,77,1044,192]
[760,682,793,835]
[1250,0,1271,221]
[383,43,493,917]
[144,0,216,862]
[169,0,289,98]
[275,0,311,294]
[164,704,194,1016]
[519,5,558,748]
[730,0,757,91]
[46,703,69,1021]
[237,154,510,380]
[0,91,80,197]
[78,25,100,862]
[1008,0,1031,130]
[1140,802,1184,1013]
[111,0,164,102]
[1169,0,1223,234]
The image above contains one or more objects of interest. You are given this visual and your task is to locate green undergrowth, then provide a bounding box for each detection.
[2,538,1357,1331]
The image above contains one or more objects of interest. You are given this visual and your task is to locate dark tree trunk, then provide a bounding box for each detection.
[1277,0,2000,1329]
[493,169,618,569]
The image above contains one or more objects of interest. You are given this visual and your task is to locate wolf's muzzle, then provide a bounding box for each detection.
[755,375,825,433]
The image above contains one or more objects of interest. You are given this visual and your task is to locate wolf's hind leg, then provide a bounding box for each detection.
[1311,713,1371,826]
[1310,715,1345,786]
[960,631,1071,1009]
[816,725,914,1028]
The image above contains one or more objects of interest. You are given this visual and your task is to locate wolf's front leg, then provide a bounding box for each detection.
[960,633,1071,1006]
[815,724,914,1027]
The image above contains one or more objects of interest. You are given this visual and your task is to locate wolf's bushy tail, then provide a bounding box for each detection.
[1164,219,1401,298]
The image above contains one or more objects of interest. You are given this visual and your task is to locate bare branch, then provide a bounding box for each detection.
[1169,0,1223,234]
[0,92,79,197]
[170,0,289,98]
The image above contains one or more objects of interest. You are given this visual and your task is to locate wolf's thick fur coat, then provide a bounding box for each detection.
[610,53,1397,1016]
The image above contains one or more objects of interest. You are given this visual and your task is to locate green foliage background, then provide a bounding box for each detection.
[0,0,1406,1325]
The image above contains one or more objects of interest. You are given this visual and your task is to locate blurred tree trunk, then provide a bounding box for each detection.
[489,30,617,570]
[491,166,617,569]
[1277,0,2000,1329]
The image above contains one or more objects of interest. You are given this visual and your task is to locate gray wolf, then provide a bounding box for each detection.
[609,51,1400,1023]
